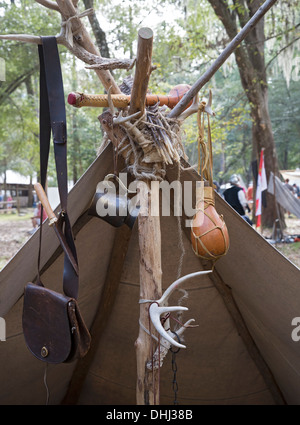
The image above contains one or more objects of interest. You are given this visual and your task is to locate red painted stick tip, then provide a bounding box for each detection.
[67,92,77,105]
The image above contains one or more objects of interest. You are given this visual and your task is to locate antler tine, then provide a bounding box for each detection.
[107,86,116,115]
[146,318,196,370]
[144,270,213,306]
[177,94,199,121]
[204,89,215,117]
[140,270,212,349]
[108,85,142,125]
[149,304,188,348]
[177,89,215,121]
[113,111,142,125]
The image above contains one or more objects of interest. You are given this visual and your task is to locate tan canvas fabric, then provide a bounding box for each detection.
[0,145,299,405]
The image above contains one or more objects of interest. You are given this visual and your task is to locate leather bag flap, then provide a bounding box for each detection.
[22,283,72,364]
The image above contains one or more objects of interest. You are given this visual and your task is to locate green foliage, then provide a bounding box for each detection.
[0,2,101,185]
[0,1,60,180]
[0,0,299,190]
[268,75,300,170]
[182,67,252,185]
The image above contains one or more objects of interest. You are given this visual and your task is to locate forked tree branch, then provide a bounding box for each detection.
[0,33,134,72]
[0,0,128,93]
[35,0,60,12]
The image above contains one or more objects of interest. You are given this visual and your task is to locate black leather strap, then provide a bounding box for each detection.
[37,36,79,300]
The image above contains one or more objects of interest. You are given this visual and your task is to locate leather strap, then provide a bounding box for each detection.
[37,36,79,300]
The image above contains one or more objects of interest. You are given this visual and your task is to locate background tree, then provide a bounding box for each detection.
[0,0,299,223]
[206,0,300,227]
[0,0,103,188]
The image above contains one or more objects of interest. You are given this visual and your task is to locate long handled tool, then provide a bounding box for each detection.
[67,84,191,109]
[34,182,79,275]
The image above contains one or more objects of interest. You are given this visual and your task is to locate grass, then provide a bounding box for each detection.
[0,258,9,270]
[0,210,33,222]
[0,208,34,271]
[275,242,300,268]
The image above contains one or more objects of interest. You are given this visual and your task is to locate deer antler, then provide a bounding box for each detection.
[177,89,215,121]
[140,270,213,349]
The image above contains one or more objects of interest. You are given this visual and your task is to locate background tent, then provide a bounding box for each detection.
[280,170,300,187]
[0,144,300,405]
[268,172,300,219]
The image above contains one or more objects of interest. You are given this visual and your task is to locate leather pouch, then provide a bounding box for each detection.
[22,283,91,364]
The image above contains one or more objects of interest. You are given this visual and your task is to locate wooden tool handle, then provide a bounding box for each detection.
[34,183,57,225]
[67,84,191,109]
[68,92,130,108]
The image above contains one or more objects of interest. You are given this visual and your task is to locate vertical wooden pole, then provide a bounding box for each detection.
[100,26,159,404]
[123,26,162,405]
[135,180,162,405]
[129,27,153,116]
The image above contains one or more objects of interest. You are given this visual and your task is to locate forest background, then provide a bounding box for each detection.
[0,0,299,227]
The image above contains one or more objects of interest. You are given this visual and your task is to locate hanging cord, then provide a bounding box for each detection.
[43,363,50,405]
[103,173,137,194]
[207,114,213,187]
[169,161,187,330]
[197,102,213,186]
[176,161,186,280]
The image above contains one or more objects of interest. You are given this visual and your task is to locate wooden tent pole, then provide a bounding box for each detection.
[100,27,161,405]
[129,27,153,116]
[135,181,162,405]
[126,28,163,405]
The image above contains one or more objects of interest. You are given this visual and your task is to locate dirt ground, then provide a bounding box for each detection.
[0,209,34,269]
[0,208,300,270]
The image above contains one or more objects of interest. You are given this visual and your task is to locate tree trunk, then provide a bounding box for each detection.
[208,0,284,228]
[82,0,110,58]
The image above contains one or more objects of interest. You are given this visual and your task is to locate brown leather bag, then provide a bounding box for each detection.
[22,37,91,364]
[23,283,91,364]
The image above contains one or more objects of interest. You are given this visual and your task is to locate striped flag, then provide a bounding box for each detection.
[255,149,267,228]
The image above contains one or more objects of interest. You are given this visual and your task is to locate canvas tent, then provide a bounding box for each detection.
[0,143,300,405]
[268,172,300,219]
[0,0,299,405]
[280,170,300,187]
